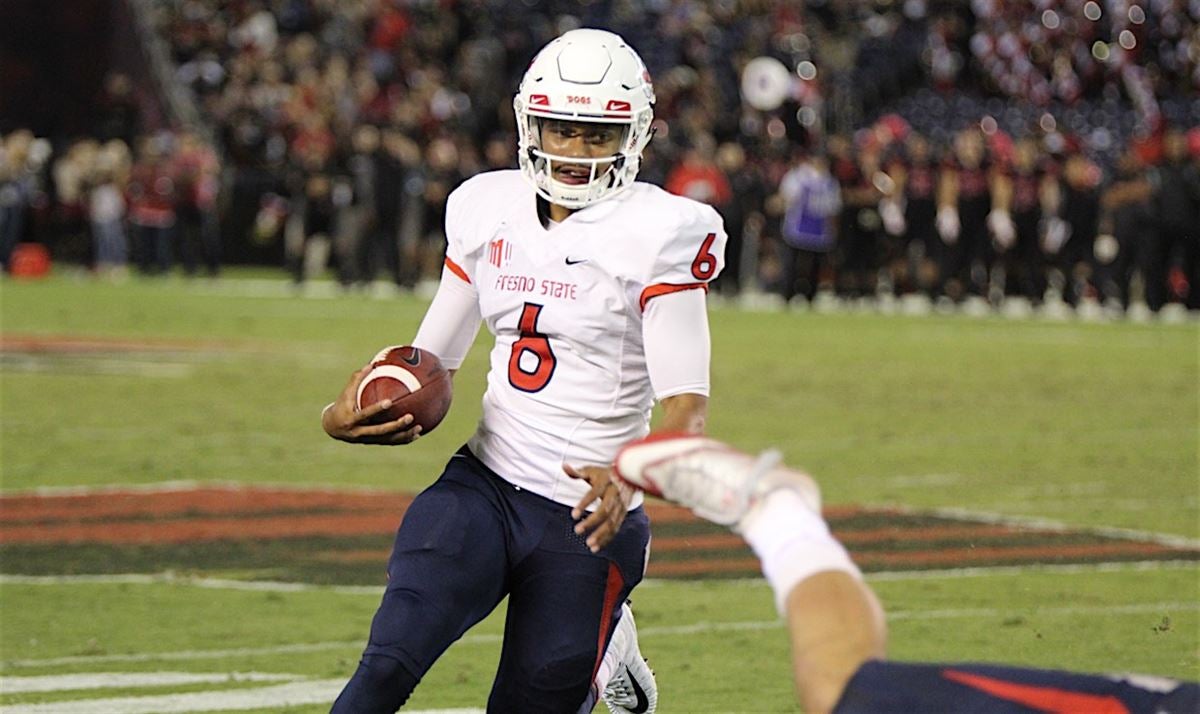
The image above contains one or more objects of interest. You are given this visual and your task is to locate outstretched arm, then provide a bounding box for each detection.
[656,392,708,434]
[570,287,713,549]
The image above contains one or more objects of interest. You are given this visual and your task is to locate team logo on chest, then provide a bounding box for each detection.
[488,238,514,269]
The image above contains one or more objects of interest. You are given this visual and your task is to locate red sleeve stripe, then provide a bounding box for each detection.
[444,257,471,284]
[639,282,708,311]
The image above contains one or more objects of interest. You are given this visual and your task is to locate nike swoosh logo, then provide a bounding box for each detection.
[942,669,1129,714]
[400,349,421,367]
[565,257,589,266]
[626,664,650,714]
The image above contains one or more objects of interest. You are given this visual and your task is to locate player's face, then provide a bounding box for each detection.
[539,119,624,186]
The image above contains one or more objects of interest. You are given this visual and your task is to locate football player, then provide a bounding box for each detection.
[322,28,724,713]
[613,434,1199,714]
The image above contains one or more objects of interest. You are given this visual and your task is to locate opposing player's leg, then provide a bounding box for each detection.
[332,451,510,713]
[614,435,1199,714]
[601,602,658,714]
[614,435,885,713]
[486,499,650,713]
[835,660,1200,714]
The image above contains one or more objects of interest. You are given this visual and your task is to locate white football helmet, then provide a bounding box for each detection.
[514,28,656,209]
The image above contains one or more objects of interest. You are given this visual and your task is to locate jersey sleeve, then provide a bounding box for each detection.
[411,264,482,370]
[643,288,711,399]
[415,176,496,367]
[639,202,727,311]
[443,178,478,286]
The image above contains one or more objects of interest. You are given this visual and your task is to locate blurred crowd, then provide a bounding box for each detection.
[1,0,1197,314]
[960,0,1197,107]
[0,127,219,279]
[770,119,1200,315]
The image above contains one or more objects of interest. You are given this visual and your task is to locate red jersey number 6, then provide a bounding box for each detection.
[691,232,718,280]
[508,302,557,392]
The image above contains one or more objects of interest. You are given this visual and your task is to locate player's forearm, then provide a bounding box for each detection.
[655,393,708,435]
[411,268,482,370]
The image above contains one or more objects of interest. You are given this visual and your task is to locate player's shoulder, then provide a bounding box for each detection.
[619,182,724,238]
[601,183,726,284]
[449,169,527,206]
[447,170,527,251]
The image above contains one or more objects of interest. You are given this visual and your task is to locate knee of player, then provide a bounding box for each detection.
[528,650,596,691]
[491,650,597,713]
[357,652,406,680]
[799,680,847,714]
[336,653,418,712]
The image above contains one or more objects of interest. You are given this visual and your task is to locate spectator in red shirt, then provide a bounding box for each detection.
[665,134,733,208]
[127,135,178,275]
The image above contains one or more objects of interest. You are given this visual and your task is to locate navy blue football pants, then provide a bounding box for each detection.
[332,447,651,713]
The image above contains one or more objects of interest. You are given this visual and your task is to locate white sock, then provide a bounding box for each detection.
[740,489,862,615]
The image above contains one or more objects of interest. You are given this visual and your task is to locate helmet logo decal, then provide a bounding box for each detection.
[529,94,550,106]
[605,100,631,112]
[567,96,592,105]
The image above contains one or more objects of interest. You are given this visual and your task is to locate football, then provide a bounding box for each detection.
[355,345,453,433]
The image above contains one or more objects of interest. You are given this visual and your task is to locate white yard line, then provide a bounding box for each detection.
[885,600,1198,622]
[0,573,379,595]
[0,678,344,714]
[0,675,482,714]
[904,504,1200,549]
[0,356,194,378]
[4,600,1195,671]
[865,558,1200,582]
[0,672,300,694]
[2,559,1196,595]
[1,643,366,669]
[637,600,1199,636]
[0,481,400,499]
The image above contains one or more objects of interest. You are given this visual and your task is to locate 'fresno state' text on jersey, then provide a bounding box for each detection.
[443,170,725,507]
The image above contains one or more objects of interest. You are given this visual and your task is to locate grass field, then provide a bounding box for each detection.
[1,271,1197,712]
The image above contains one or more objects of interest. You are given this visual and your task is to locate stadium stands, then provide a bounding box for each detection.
[0,0,1196,315]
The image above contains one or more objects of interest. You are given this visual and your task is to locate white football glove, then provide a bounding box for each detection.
[880,199,906,237]
[1041,217,1071,255]
[988,209,1016,250]
[1094,234,1119,264]
[936,206,960,245]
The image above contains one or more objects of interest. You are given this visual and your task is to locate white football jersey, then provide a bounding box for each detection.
[430,170,726,508]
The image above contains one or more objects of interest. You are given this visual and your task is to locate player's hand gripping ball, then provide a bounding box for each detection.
[356,346,452,434]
